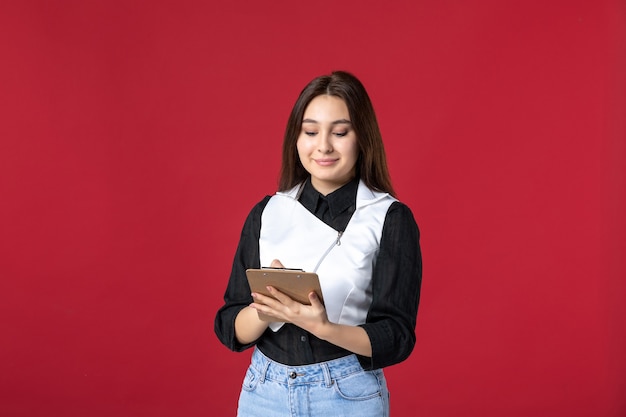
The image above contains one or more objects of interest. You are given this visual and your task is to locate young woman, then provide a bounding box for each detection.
[215,71,422,417]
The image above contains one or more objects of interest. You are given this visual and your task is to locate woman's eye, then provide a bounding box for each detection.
[304,131,318,137]
[333,131,347,137]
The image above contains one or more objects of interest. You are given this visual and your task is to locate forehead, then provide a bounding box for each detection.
[303,95,350,120]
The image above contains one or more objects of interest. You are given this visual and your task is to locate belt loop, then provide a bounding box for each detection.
[321,362,333,388]
[255,349,271,383]
[260,356,271,383]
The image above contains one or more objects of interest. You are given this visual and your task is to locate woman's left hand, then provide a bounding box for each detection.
[250,286,329,335]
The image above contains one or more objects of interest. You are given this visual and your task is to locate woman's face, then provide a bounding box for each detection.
[296,95,359,195]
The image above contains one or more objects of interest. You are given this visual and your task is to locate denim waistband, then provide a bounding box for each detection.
[251,348,364,386]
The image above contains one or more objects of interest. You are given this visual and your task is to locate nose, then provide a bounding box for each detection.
[318,132,333,154]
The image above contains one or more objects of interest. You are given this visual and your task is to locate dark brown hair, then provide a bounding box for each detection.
[278,71,395,196]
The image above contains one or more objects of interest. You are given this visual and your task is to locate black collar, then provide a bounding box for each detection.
[299,177,359,220]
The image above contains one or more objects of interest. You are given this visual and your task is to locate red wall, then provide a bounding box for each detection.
[1,1,624,416]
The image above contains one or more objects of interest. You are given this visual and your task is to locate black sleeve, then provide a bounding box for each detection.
[214,196,271,351]
[359,201,422,370]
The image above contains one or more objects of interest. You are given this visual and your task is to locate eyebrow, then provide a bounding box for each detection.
[302,118,352,125]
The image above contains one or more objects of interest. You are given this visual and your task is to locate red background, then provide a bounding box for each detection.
[1,1,624,416]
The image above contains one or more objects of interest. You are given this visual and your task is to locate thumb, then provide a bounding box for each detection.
[308,291,323,308]
[270,259,285,268]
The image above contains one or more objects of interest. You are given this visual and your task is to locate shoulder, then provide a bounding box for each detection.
[384,201,420,235]
[251,195,273,214]
[241,195,273,228]
[387,200,415,217]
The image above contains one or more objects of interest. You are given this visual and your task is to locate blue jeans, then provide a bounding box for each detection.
[237,348,389,417]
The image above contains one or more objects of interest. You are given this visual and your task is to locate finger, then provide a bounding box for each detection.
[308,291,324,309]
[265,286,293,304]
[249,302,280,321]
[251,292,290,322]
[251,291,278,307]
[270,259,285,268]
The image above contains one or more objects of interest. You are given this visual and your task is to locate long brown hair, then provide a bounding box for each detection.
[278,71,395,196]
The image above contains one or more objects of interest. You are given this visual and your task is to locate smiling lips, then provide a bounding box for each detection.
[314,158,339,166]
